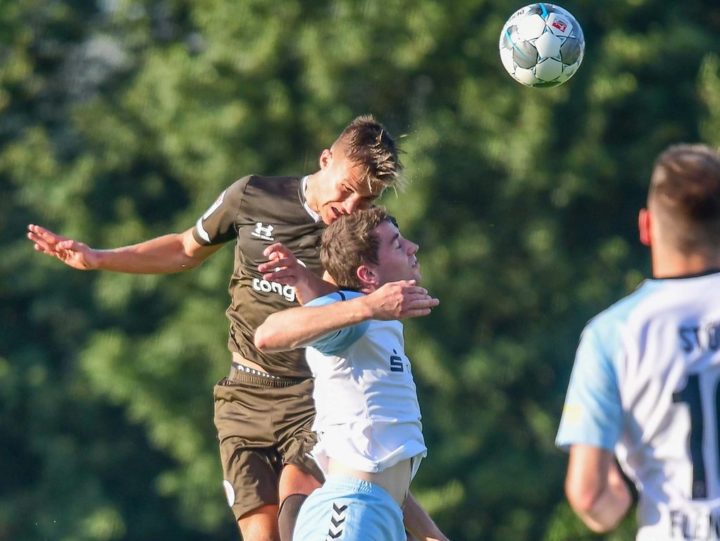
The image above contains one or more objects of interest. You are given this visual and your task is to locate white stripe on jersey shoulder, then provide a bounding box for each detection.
[195,190,227,243]
[195,217,210,243]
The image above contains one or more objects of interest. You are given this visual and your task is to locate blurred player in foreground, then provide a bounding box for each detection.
[255,207,448,541]
[27,115,402,541]
[556,144,720,540]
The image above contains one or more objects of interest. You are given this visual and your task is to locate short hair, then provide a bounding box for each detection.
[649,143,720,253]
[320,207,395,291]
[333,115,404,194]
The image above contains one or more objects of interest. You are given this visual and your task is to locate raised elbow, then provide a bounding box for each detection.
[254,326,272,352]
[254,321,288,352]
[254,324,298,353]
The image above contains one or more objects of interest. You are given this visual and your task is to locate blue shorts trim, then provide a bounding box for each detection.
[293,475,405,541]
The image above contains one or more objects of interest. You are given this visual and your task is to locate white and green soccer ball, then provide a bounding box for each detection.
[499,3,585,88]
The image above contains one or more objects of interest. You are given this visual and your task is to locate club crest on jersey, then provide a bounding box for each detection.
[251,222,275,241]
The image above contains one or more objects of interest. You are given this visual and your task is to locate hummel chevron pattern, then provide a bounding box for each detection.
[324,502,348,540]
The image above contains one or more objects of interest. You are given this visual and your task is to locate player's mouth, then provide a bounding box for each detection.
[331,207,342,219]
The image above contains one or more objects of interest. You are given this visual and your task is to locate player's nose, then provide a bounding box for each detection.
[342,196,361,214]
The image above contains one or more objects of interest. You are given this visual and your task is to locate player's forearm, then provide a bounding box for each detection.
[293,272,338,305]
[254,297,373,352]
[92,233,209,274]
[403,493,449,541]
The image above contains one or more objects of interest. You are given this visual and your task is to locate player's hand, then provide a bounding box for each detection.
[365,280,439,320]
[258,242,312,286]
[27,224,99,270]
[258,243,337,304]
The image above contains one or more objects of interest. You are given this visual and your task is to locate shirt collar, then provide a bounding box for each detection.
[301,175,321,223]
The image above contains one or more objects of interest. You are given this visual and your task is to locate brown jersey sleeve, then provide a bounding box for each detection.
[192,176,251,246]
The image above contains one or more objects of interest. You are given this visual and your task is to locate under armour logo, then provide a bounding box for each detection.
[251,222,275,241]
[325,502,347,540]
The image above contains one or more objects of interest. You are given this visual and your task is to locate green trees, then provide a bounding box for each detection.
[5,1,720,539]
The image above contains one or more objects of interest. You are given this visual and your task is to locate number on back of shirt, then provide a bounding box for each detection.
[673,368,720,499]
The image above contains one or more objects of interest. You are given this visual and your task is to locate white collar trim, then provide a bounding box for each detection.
[302,175,321,222]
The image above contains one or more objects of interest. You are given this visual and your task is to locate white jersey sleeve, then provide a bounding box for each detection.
[305,290,370,355]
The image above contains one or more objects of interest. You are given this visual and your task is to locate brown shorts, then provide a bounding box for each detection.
[213,367,323,520]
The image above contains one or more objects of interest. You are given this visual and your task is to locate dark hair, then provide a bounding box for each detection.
[334,115,404,193]
[649,144,720,253]
[320,207,395,290]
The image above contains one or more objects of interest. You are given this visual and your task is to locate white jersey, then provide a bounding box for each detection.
[305,290,427,476]
[556,271,720,540]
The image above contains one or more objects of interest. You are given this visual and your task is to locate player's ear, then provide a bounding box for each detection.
[319,148,332,170]
[356,264,378,289]
[639,208,651,246]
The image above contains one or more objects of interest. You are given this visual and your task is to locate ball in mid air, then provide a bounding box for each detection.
[499,3,585,88]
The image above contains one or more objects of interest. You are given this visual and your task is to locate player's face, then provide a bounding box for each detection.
[371,220,421,284]
[315,146,383,225]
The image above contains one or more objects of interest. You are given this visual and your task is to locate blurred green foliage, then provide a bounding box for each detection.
[4,0,720,539]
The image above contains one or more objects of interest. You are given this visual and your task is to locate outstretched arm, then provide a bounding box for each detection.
[27,224,222,274]
[254,280,439,352]
[564,444,632,532]
[403,493,450,541]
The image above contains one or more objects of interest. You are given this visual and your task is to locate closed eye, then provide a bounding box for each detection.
[392,233,401,249]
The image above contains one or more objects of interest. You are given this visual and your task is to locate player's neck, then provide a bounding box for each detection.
[651,247,720,278]
[304,172,321,213]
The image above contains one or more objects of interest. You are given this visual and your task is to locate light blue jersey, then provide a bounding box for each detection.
[556,272,720,540]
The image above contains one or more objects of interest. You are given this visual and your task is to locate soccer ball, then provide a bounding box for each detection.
[499,3,585,88]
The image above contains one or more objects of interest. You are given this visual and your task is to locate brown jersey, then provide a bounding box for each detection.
[193,175,325,378]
